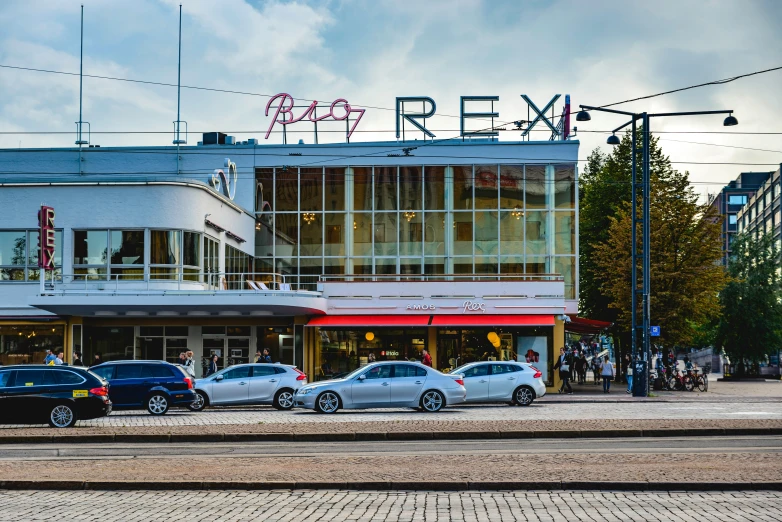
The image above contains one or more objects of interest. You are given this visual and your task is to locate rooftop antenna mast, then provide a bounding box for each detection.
[173,4,187,174]
[75,4,89,173]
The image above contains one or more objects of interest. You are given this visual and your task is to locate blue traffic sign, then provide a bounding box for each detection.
[650,326,661,337]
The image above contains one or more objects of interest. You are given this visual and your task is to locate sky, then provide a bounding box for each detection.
[0,0,780,200]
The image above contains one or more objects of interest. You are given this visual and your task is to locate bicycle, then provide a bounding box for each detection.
[669,368,694,392]
[691,368,709,392]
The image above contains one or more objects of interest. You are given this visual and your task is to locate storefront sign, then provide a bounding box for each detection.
[462,301,487,313]
[265,93,366,140]
[37,205,55,271]
[210,158,237,200]
[405,304,436,311]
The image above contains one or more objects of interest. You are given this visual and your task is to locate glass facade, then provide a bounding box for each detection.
[0,229,63,281]
[0,325,65,365]
[256,164,577,297]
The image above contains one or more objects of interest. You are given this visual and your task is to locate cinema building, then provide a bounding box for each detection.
[0,135,579,387]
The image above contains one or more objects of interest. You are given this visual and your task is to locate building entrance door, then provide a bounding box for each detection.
[203,337,226,372]
[278,335,294,365]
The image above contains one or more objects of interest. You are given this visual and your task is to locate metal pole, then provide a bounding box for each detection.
[642,112,651,396]
[176,4,182,174]
[78,5,84,174]
[630,118,638,392]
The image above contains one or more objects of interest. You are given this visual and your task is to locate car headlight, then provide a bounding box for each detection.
[299,388,314,395]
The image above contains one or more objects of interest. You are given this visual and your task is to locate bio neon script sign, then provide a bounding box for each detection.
[264,93,366,140]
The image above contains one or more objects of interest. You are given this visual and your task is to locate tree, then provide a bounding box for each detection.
[579,128,678,323]
[591,134,726,350]
[716,233,782,365]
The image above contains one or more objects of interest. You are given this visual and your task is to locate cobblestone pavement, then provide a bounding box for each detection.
[0,490,780,521]
[2,398,781,430]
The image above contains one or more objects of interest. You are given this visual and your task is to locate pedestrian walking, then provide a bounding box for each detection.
[601,355,615,393]
[421,349,433,367]
[44,349,56,365]
[592,357,601,385]
[553,347,573,394]
[72,351,84,367]
[205,354,218,377]
[183,350,196,378]
[577,353,588,384]
[626,355,634,394]
[90,353,103,367]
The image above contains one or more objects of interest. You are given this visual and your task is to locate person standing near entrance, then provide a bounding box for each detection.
[421,349,432,368]
[601,355,615,393]
[205,354,218,377]
[554,347,573,394]
[625,355,634,394]
[259,348,272,363]
[183,351,196,379]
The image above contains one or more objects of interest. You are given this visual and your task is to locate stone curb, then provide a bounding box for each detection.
[0,427,778,444]
[1,480,780,491]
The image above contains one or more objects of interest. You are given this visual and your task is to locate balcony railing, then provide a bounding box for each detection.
[319,274,565,283]
[40,272,317,294]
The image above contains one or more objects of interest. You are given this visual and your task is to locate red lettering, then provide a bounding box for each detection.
[265,93,366,140]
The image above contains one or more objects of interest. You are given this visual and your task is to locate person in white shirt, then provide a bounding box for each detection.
[600,355,615,393]
[54,352,65,365]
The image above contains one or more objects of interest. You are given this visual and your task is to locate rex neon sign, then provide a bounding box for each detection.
[264,93,366,140]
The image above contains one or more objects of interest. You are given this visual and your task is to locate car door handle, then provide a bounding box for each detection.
[239,382,247,385]
[508,377,516,380]
[479,380,488,383]
[381,382,390,386]
[269,379,278,383]
[415,381,423,384]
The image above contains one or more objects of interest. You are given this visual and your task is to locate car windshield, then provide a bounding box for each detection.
[450,364,475,375]
[341,365,376,381]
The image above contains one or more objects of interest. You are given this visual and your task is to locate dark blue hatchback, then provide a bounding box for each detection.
[90,361,196,415]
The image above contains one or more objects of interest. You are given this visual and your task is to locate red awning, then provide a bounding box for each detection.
[307,315,431,327]
[566,315,613,334]
[430,314,554,326]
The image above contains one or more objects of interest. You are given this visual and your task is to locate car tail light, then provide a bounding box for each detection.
[454,378,464,386]
[89,386,108,396]
[183,377,193,389]
[294,368,307,381]
[530,366,542,379]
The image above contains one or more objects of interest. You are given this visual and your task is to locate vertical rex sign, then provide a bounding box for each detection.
[37,206,55,271]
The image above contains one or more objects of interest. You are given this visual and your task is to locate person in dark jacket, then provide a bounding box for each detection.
[90,353,103,367]
[553,347,573,394]
[259,348,272,363]
[72,351,84,367]
[205,354,218,377]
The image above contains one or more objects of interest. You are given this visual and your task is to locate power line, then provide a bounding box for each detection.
[658,138,782,155]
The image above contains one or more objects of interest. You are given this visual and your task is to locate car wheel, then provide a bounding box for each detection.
[147,394,169,415]
[514,386,535,406]
[315,391,340,414]
[273,389,295,410]
[421,390,444,412]
[49,403,77,428]
[187,391,208,412]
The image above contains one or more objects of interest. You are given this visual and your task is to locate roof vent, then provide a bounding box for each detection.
[298,139,305,145]
[202,132,227,145]
[247,138,258,145]
[225,136,236,145]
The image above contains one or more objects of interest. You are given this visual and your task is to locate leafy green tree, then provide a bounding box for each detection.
[716,233,782,365]
[588,130,726,349]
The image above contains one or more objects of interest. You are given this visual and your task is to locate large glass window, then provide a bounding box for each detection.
[225,245,252,289]
[374,213,398,257]
[276,167,298,211]
[325,168,346,211]
[150,230,181,279]
[300,168,323,212]
[525,165,546,209]
[554,164,576,209]
[299,214,323,257]
[424,166,446,210]
[0,325,65,365]
[399,166,422,211]
[453,166,473,210]
[728,195,747,206]
[554,212,575,255]
[1,230,62,281]
[499,165,524,209]
[399,212,422,256]
[500,211,525,255]
[474,165,498,209]
[375,167,397,210]
[352,214,372,256]
[109,230,145,281]
[74,230,108,265]
[325,213,345,257]
[352,167,372,211]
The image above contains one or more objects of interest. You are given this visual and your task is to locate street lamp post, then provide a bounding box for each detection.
[575,105,738,396]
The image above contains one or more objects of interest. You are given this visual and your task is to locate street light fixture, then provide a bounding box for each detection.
[576,110,591,122]
[579,103,737,397]
[723,113,739,126]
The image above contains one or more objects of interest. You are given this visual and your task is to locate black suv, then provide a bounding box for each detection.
[0,365,111,428]
[90,360,196,415]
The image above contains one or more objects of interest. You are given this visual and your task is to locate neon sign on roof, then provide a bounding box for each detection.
[264,93,366,140]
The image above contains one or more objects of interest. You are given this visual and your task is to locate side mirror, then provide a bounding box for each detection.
[215,375,224,381]
[357,374,366,381]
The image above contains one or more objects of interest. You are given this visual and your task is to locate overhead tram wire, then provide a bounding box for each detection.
[2,129,782,135]
[1,62,780,126]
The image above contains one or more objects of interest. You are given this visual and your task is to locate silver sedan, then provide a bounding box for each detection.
[188,363,307,411]
[294,361,466,413]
